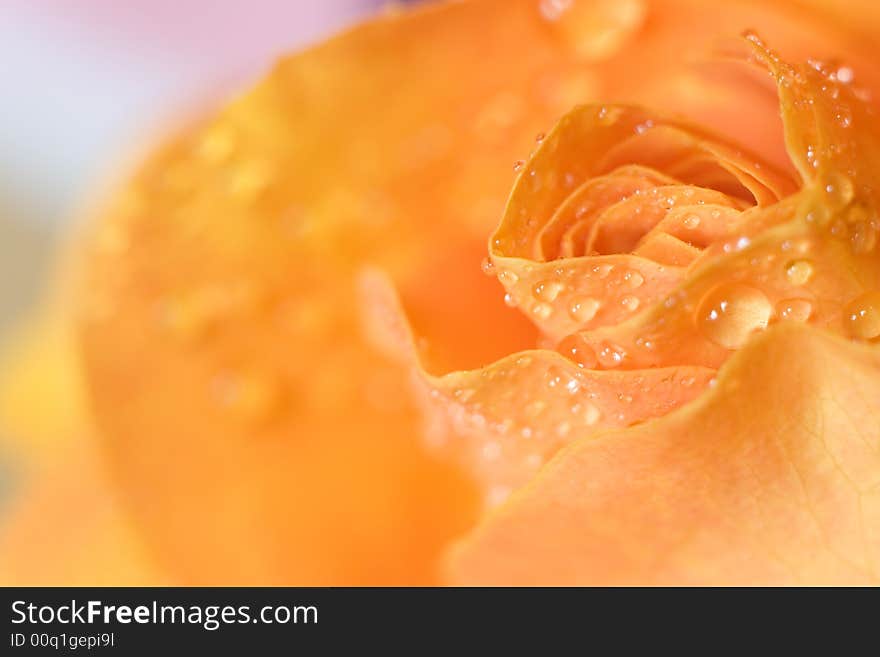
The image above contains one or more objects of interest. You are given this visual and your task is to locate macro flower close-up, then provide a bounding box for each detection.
[1,0,879,592]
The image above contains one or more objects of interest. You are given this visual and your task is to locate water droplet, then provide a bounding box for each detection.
[582,403,601,425]
[504,293,518,307]
[596,341,626,368]
[621,295,640,312]
[480,257,496,276]
[784,259,814,286]
[533,279,565,302]
[497,269,520,285]
[597,105,623,125]
[683,214,701,229]
[453,387,475,403]
[593,263,614,278]
[535,132,546,143]
[844,202,879,254]
[836,66,854,84]
[558,334,598,368]
[635,120,654,135]
[532,302,553,320]
[776,298,813,322]
[823,172,854,208]
[843,291,880,339]
[624,270,645,288]
[549,366,582,396]
[568,296,601,323]
[695,283,772,349]
[513,160,526,172]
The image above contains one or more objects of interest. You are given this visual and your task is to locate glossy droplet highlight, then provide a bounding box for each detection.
[568,296,601,323]
[497,269,519,285]
[480,257,495,276]
[557,334,598,368]
[776,298,813,323]
[596,341,626,368]
[784,259,814,286]
[532,302,553,320]
[696,283,772,349]
[624,271,644,288]
[533,279,565,302]
[822,172,854,209]
[843,291,880,339]
[621,295,640,312]
[683,214,701,229]
[577,402,601,426]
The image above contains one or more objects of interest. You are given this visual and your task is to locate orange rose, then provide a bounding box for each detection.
[2,0,879,586]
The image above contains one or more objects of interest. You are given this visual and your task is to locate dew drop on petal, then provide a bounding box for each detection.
[582,403,601,425]
[497,269,519,286]
[480,257,495,276]
[532,302,553,320]
[533,279,565,302]
[596,341,626,368]
[624,270,644,288]
[823,172,855,208]
[776,298,813,322]
[593,263,614,278]
[557,334,599,368]
[683,214,701,229]
[621,295,640,312]
[568,296,601,323]
[843,291,880,339]
[836,66,854,84]
[784,259,814,286]
[695,283,772,349]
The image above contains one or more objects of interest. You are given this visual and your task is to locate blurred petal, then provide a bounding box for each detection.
[0,443,166,586]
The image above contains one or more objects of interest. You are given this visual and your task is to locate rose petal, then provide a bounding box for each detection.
[449,323,880,585]
[4,0,880,586]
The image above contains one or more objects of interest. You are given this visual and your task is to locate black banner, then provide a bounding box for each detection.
[1,587,873,653]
